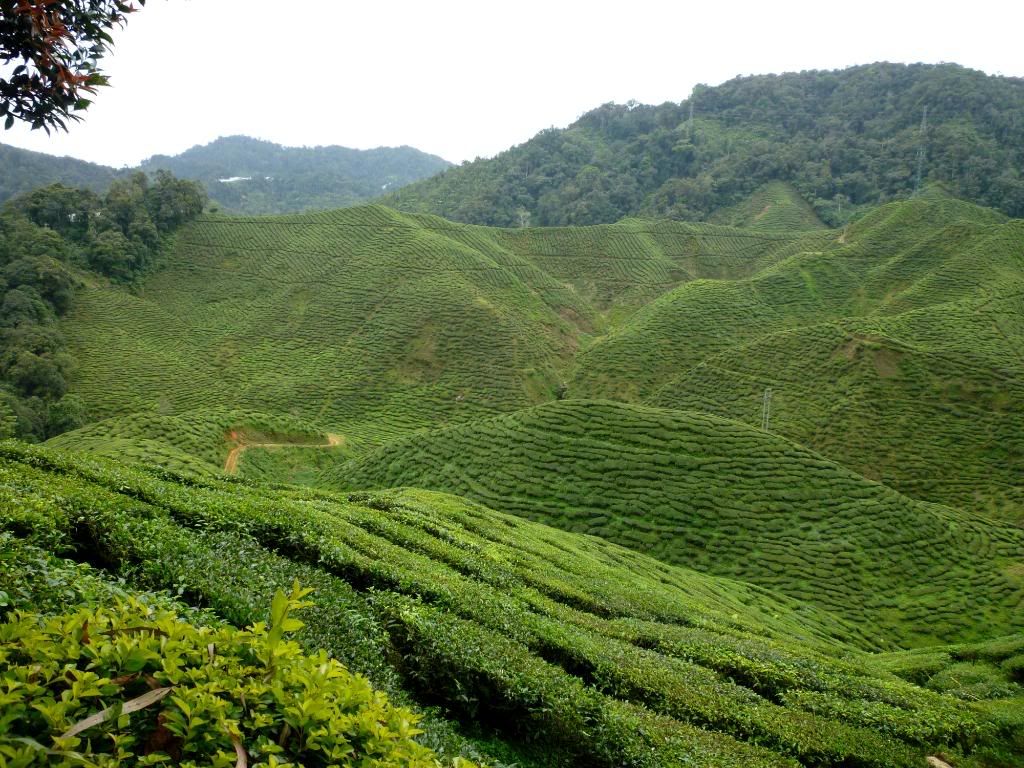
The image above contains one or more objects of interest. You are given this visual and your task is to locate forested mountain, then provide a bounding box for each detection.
[0,143,119,202]
[0,136,451,214]
[382,62,1024,226]
[140,135,451,214]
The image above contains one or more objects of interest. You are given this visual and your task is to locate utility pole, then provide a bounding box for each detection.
[913,106,928,197]
[761,387,773,432]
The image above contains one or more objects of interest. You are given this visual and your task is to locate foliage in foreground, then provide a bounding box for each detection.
[0,579,461,767]
[3,441,1022,767]
[0,0,144,132]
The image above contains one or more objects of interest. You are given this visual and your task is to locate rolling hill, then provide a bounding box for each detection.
[3,128,1023,765]
[331,399,1024,648]
[3,440,1022,767]
[140,135,452,214]
[48,190,1024,523]
[571,192,1024,521]
[3,45,1024,768]
[0,142,119,202]
[54,203,826,446]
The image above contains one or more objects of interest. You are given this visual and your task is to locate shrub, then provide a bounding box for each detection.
[0,581,468,767]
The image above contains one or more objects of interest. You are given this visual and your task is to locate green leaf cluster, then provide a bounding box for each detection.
[0,581,461,767]
[0,0,145,133]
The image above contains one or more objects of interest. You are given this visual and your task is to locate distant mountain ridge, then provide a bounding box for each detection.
[0,136,451,214]
[0,142,119,202]
[141,136,451,214]
[382,62,1024,227]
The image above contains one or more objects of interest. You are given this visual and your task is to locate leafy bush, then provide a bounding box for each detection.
[0,580,468,767]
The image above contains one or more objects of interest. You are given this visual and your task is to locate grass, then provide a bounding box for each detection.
[3,440,1020,767]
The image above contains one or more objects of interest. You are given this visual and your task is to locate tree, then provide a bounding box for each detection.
[145,169,207,231]
[1,0,145,132]
[0,396,16,437]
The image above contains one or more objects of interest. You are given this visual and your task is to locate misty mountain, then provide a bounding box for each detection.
[382,62,1024,226]
[0,136,451,215]
[141,135,451,214]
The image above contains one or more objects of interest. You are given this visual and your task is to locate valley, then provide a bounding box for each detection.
[1,62,1023,768]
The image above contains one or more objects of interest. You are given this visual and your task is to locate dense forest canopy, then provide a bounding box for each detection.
[0,172,204,440]
[0,142,117,201]
[382,63,1024,226]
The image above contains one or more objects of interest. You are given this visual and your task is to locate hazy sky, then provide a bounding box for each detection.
[3,0,1022,167]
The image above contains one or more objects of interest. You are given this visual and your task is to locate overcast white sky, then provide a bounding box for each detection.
[3,0,1023,167]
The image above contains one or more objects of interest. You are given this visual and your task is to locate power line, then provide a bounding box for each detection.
[761,387,773,432]
[913,105,928,197]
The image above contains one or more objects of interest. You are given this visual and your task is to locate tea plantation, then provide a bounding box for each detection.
[571,192,1023,520]
[3,442,1022,767]
[51,190,1022,523]
[55,202,824,445]
[1,180,1020,765]
[333,399,1024,648]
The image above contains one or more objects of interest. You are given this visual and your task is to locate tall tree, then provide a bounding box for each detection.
[0,0,145,132]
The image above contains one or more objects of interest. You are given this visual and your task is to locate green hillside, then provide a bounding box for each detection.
[4,440,1022,767]
[572,194,1024,520]
[4,56,1024,768]
[56,205,824,446]
[2,149,1022,768]
[48,191,1024,525]
[44,407,334,477]
[0,142,119,202]
[56,205,585,445]
[331,399,1024,648]
[382,63,1024,227]
[708,182,828,231]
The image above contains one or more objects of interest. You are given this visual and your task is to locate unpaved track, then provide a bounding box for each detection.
[224,433,343,474]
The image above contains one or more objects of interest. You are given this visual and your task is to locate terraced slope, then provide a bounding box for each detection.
[650,294,1024,520]
[59,206,818,446]
[572,195,1024,520]
[709,182,828,232]
[45,408,333,477]
[332,400,1024,648]
[52,192,1024,525]
[3,441,1021,767]
[60,206,580,445]
[484,216,825,318]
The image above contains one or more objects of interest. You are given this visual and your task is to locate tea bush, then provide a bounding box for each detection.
[0,580,468,768]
